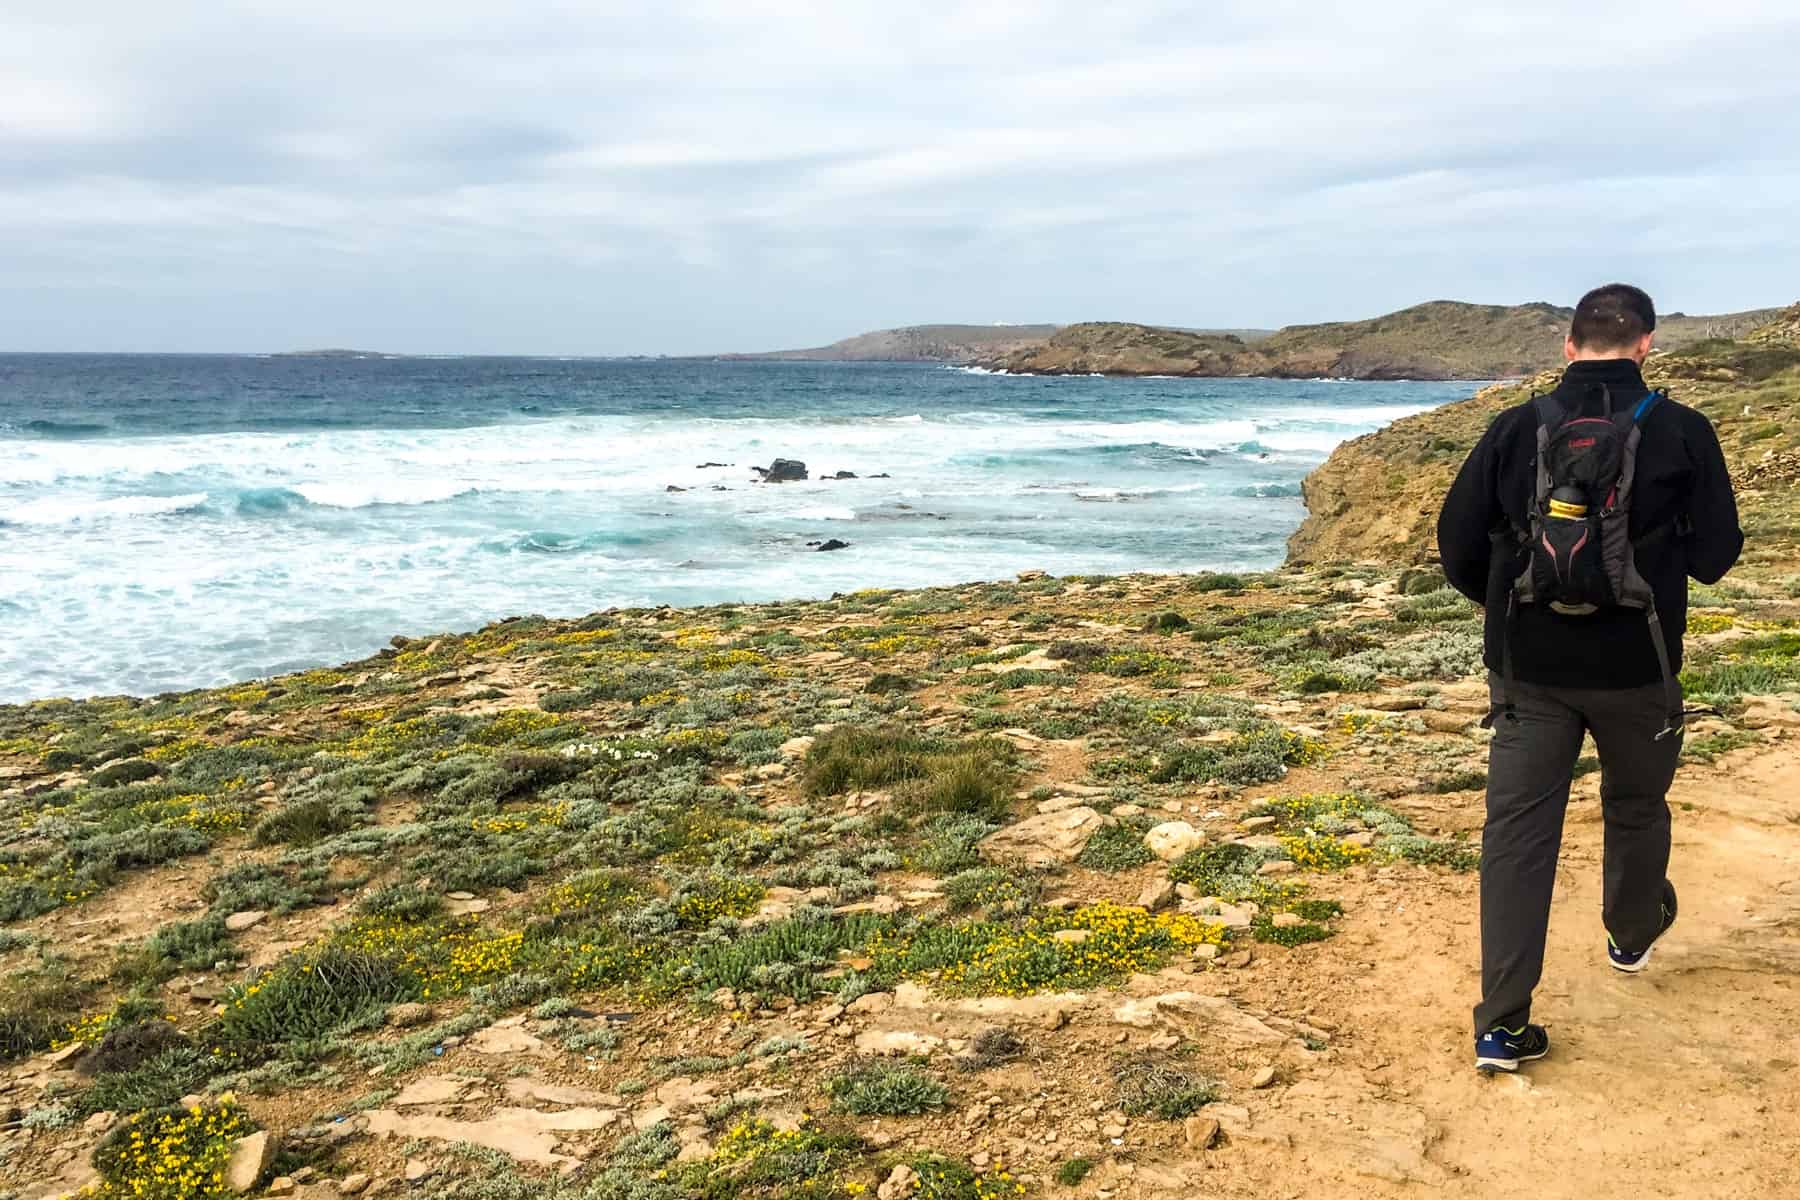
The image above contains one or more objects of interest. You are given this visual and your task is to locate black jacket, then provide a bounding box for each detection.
[1437,358,1743,689]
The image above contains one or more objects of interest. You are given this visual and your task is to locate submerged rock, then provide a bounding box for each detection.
[754,458,808,483]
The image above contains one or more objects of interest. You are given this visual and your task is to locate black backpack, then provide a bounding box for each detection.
[1495,383,1684,738]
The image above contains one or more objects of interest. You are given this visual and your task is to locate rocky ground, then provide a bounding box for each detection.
[1,554,1797,1200]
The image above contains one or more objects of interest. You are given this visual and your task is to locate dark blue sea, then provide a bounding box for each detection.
[0,354,1481,701]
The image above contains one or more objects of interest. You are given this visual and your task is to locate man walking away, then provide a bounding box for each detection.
[1436,283,1742,1073]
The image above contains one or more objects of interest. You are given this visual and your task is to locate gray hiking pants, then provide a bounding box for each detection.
[1474,672,1683,1035]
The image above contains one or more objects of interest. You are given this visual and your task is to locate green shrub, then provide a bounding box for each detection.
[1056,1157,1096,1186]
[1168,843,1265,899]
[914,815,996,875]
[1386,836,1481,871]
[1253,914,1333,945]
[147,915,238,972]
[252,797,360,847]
[204,863,331,915]
[0,972,88,1062]
[803,726,936,795]
[1187,572,1245,593]
[357,882,445,922]
[77,1045,216,1116]
[942,868,1040,918]
[1074,818,1155,871]
[219,948,416,1044]
[1143,611,1191,633]
[1427,769,1488,794]
[826,1061,949,1115]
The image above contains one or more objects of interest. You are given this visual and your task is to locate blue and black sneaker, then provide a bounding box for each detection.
[1608,880,1678,974]
[1475,1024,1550,1073]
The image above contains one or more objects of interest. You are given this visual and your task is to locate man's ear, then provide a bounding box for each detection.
[1633,331,1654,364]
[1564,335,1579,363]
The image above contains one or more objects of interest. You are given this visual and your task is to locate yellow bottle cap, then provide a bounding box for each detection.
[1547,498,1587,519]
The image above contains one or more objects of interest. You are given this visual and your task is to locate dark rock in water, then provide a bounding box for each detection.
[825,470,857,480]
[711,485,730,492]
[754,459,808,483]
[870,473,891,478]
[665,485,688,493]
[810,539,851,552]
[696,462,732,469]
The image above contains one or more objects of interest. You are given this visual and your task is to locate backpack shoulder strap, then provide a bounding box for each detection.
[1531,392,1564,428]
[1631,388,1667,424]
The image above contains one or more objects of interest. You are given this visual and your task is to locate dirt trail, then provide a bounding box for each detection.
[1323,743,1800,1199]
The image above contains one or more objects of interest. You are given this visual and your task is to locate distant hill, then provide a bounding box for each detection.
[724,324,1062,364]
[1286,303,1800,565]
[981,301,1784,381]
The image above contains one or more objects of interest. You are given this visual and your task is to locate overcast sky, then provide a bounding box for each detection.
[4,2,1798,355]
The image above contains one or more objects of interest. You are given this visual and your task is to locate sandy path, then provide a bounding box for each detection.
[1324,743,1800,1198]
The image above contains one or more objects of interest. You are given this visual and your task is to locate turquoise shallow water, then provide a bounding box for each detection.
[0,354,1480,701]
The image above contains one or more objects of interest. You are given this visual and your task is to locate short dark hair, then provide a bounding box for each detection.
[1570,283,1656,350]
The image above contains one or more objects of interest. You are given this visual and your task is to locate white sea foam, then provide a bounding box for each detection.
[0,492,210,525]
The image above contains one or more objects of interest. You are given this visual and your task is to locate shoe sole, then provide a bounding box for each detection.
[1610,885,1678,974]
[1476,1049,1547,1074]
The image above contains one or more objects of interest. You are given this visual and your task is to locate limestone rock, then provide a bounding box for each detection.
[1183,1115,1221,1149]
[467,1019,554,1058]
[879,1165,919,1200]
[977,806,1106,867]
[338,1176,372,1196]
[225,1131,275,1193]
[385,1002,433,1028]
[855,1030,945,1056]
[1143,821,1204,861]
[393,1076,473,1107]
[224,910,268,932]
[1113,992,1284,1044]
[367,1106,617,1170]
[1136,879,1176,912]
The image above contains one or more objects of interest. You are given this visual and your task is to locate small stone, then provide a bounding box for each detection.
[225,1131,274,1193]
[267,1178,296,1196]
[224,910,268,932]
[1136,880,1176,913]
[1188,943,1221,965]
[339,1175,372,1196]
[1239,816,1278,832]
[1257,860,1298,877]
[1144,821,1204,861]
[1111,803,1145,818]
[1272,912,1306,929]
[845,992,893,1016]
[83,1110,117,1134]
[385,1002,432,1029]
[445,891,475,901]
[1102,1122,1127,1138]
[1223,950,1254,970]
[754,762,788,780]
[1042,1007,1070,1032]
[817,1004,846,1024]
[404,1160,431,1183]
[1183,1115,1221,1149]
[1051,928,1091,944]
[1251,1066,1278,1089]
[1342,831,1376,848]
[879,1164,919,1200]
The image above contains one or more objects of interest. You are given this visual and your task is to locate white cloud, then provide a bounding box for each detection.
[2,1,1797,352]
